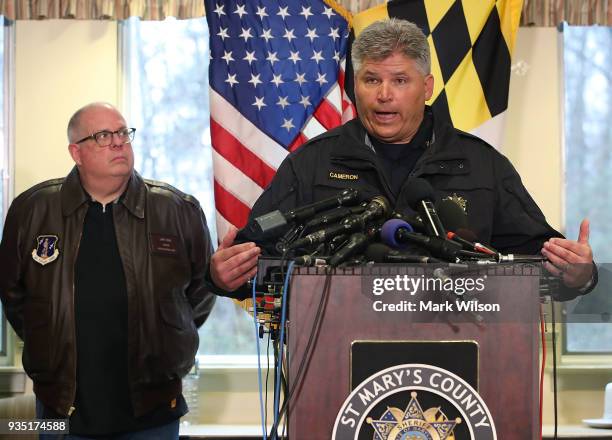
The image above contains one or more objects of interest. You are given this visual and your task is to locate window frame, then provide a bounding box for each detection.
[117,18,272,370]
[0,17,16,367]
[558,23,612,367]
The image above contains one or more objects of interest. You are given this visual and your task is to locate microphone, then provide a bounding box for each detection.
[437,198,468,233]
[432,265,470,283]
[354,195,390,223]
[447,231,497,256]
[289,196,390,250]
[246,189,360,238]
[389,211,425,233]
[294,254,329,267]
[497,254,548,263]
[304,202,367,230]
[329,232,370,267]
[274,224,305,254]
[445,229,543,263]
[380,218,414,249]
[275,203,368,253]
[284,189,360,223]
[379,219,462,262]
[400,178,446,237]
[365,243,441,263]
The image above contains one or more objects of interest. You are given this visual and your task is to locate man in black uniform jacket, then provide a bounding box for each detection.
[210,19,594,296]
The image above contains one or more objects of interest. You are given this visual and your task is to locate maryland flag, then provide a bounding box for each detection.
[348,0,523,148]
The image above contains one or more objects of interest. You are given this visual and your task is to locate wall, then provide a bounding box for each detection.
[14,20,118,195]
[504,27,562,231]
[8,21,608,426]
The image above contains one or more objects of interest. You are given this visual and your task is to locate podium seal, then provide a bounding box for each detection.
[332,363,496,440]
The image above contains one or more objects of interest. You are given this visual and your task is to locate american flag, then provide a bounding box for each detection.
[204,0,354,239]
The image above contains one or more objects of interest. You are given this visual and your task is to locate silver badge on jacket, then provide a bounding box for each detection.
[32,235,60,266]
[442,193,468,213]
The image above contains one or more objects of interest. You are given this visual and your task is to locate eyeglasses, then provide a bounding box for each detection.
[75,128,136,147]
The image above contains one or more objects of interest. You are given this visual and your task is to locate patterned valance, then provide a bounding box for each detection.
[1,0,610,25]
[337,0,612,26]
[0,0,204,20]
[520,0,612,26]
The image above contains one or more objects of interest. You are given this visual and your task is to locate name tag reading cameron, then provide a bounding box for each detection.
[150,233,180,256]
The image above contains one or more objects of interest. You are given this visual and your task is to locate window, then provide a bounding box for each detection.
[562,24,612,354]
[121,17,260,360]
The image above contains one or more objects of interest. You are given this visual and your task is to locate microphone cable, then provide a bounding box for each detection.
[279,352,289,439]
[264,329,272,433]
[272,334,280,434]
[270,261,294,439]
[269,218,321,437]
[252,275,268,440]
[269,269,333,438]
[539,304,547,440]
[551,296,559,440]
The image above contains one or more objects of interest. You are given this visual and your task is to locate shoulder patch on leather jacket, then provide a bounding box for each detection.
[31,235,60,265]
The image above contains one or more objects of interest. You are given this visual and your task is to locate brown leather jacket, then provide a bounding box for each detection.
[0,167,216,417]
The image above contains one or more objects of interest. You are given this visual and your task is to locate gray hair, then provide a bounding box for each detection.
[67,102,118,143]
[351,18,431,75]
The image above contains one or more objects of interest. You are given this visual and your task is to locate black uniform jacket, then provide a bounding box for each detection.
[0,167,216,418]
[249,115,561,255]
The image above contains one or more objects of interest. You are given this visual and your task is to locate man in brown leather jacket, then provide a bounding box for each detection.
[0,102,219,438]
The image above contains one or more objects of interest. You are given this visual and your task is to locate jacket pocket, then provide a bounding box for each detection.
[158,292,199,378]
[22,299,50,377]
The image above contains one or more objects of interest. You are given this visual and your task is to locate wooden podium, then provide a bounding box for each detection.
[286,264,541,439]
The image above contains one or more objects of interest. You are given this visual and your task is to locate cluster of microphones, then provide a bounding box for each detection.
[241,178,546,268]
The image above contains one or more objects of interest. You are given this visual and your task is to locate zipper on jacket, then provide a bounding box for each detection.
[67,209,86,416]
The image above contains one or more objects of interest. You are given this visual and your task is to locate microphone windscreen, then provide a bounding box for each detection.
[380,219,413,249]
[389,212,425,232]
[364,243,392,263]
[397,177,436,211]
[437,198,468,233]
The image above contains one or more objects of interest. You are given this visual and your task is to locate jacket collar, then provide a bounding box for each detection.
[121,170,146,219]
[61,166,146,219]
[331,106,466,160]
[329,119,376,163]
[421,106,467,161]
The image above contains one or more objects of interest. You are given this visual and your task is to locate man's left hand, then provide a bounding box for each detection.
[541,218,593,289]
[210,226,261,292]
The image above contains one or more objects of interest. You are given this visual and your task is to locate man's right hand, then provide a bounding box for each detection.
[210,226,261,292]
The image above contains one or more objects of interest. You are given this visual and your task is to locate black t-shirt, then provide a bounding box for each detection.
[69,200,186,436]
[370,111,433,198]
